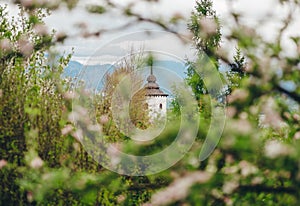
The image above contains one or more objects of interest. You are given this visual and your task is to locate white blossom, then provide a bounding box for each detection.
[261,98,285,129]
[239,160,258,177]
[264,140,293,158]
[87,124,101,132]
[251,177,263,185]
[30,157,43,169]
[223,180,239,194]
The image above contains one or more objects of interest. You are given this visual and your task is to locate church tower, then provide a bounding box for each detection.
[144,67,168,120]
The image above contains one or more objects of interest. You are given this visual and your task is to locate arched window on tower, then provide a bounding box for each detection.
[159,103,162,109]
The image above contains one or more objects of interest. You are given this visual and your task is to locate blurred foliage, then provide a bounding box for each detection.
[0,5,147,206]
[184,0,223,112]
[1,0,300,206]
[95,53,150,141]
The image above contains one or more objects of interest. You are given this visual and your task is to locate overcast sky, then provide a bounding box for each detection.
[2,0,300,64]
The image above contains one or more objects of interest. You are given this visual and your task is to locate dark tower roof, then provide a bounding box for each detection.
[144,67,168,97]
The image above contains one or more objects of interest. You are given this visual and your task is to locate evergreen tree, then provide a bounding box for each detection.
[185,0,221,102]
[188,0,221,54]
[226,47,246,95]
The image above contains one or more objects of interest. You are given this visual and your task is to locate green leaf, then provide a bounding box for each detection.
[86,5,106,14]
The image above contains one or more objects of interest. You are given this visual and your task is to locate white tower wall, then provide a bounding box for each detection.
[143,66,168,121]
[146,96,167,120]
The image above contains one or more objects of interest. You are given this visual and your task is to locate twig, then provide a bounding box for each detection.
[236,184,298,195]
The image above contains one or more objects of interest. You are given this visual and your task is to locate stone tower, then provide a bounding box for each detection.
[144,67,168,120]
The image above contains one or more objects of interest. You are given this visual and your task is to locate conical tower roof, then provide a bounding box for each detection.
[144,67,168,97]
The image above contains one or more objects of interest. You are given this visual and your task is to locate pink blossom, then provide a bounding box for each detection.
[107,144,122,167]
[30,157,43,169]
[20,0,33,7]
[0,159,8,169]
[239,160,258,177]
[63,91,77,100]
[71,129,83,142]
[147,172,211,206]
[100,115,109,124]
[0,39,12,52]
[117,195,125,203]
[223,180,239,194]
[264,140,293,158]
[293,114,300,121]
[261,98,285,129]
[34,24,48,36]
[227,89,249,103]
[18,37,34,57]
[226,106,237,118]
[61,124,73,136]
[294,131,300,140]
[27,191,33,202]
[199,18,218,35]
[251,177,263,185]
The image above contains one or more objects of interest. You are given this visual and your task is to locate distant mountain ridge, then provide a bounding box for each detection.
[63,60,188,91]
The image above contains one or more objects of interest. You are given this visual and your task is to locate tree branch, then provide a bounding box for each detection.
[237,185,298,195]
[275,84,300,103]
